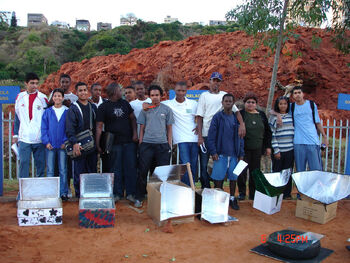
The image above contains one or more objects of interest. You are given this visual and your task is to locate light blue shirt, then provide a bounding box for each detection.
[291,100,320,145]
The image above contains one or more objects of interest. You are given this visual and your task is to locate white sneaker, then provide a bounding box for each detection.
[68,188,72,198]
[126,195,136,203]
[134,200,143,208]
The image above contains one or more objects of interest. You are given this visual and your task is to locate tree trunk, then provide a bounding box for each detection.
[266,0,290,115]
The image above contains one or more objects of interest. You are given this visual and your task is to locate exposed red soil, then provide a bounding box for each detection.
[40,27,350,120]
[0,199,349,263]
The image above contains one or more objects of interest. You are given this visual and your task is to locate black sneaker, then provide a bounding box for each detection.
[230,198,240,210]
[61,195,69,202]
[238,193,246,201]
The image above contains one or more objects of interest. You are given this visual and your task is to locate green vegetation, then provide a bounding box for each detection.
[0,21,239,81]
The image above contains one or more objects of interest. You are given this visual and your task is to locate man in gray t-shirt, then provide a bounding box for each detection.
[134,85,174,207]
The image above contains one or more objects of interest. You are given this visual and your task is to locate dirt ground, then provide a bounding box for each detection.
[0,198,349,263]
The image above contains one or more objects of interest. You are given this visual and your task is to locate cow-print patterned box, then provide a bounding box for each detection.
[17,177,62,226]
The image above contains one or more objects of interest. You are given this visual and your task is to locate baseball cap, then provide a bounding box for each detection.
[210,72,223,81]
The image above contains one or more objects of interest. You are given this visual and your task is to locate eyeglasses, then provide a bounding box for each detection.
[246,100,256,104]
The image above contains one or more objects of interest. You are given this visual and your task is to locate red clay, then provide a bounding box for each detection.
[40,27,350,120]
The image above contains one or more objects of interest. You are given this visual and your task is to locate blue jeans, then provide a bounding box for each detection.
[294,144,322,172]
[111,143,137,197]
[72,152,97,198]
[178,142,198,186]
[46,148,68,196]
[199,137,211,189]
[18,141,45,178]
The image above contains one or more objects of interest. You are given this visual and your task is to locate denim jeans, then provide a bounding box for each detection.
[46,148,68,196]
[18,141,45,178]
[110,143,137,198]
[199,137,211,189]
[294,144,322,172]
[178,142,198,186]
[72,152,97,198]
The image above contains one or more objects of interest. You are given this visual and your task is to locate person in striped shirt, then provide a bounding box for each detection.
[269,96,294,199]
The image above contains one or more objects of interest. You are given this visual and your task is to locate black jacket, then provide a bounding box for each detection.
[65,101,97,144]
[240,109,272,153]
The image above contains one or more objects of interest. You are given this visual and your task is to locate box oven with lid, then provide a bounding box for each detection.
[79,173,115,228]
[17,177,62,226]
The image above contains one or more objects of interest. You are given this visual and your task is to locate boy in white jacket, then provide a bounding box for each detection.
[13,73,48,179]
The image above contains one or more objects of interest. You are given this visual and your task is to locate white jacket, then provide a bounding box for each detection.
[15,91,48,144]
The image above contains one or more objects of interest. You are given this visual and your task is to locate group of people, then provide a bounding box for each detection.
[13,71,328,210]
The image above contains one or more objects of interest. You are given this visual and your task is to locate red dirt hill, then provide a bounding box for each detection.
[41,27,350,120]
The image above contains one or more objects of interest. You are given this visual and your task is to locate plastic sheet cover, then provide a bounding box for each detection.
[150,164,187,183]
[201,188,230,224]
[20,177,59,200]
[80,173,114,198]
[79,198,115,209]
[160,182,194,221]
[292,171,350,204]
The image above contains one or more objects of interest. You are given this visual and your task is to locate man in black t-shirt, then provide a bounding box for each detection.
[66,82,98,198]
[96,82,138,202]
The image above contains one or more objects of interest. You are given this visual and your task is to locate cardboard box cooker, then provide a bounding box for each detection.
[295,194,337,224]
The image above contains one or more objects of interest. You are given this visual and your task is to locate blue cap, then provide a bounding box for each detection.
[210,72,223,81]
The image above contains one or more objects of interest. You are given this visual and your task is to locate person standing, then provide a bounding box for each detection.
[207,94,244,210]
[124,86,136,103]
[162,81,198,186]
[90,83,106,108]
[65,82,97,198]
[238,92,272,200]
[14,73,48,180]
[41,89,69,200]
[96,83,138,202]
[290,86,328,172]
[196,72,245,189]
[130,81,151,119]
[269,96,294,199]
[49,73,77,197]
[134,85,174,207]
[49,74,78,106]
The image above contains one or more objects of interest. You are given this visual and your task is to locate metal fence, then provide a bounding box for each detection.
[2,114,350,180]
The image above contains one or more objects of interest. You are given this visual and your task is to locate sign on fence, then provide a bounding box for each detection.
[337,93,350,111]
[0,86,20,196]
[338,93,350,175]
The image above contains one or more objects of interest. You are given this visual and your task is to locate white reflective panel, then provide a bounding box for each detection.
[80,173,113,198]
[151,164,187,183]
[292,171,350,204]
[264,169,291,187]
[160,182,194,221]
[201,188,230,224]
[18,198,61,209]
[20,177,59,200]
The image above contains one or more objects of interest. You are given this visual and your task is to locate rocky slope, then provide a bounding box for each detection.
[41,27,350,120]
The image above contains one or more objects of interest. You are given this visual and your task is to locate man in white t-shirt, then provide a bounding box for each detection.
[162,81,198,186]
[196,72,246,188]
[130,81,151,119]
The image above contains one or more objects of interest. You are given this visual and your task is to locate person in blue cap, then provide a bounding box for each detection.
[196,72,245,189]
